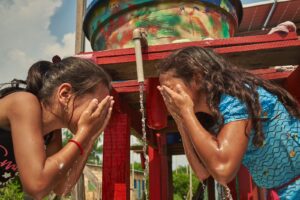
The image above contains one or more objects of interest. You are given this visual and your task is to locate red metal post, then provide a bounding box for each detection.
[148,135,172,200]
[237,165,259,200]
[102,111,130,200]
[147,78,171,199]
[284,66,300,103]
[146,78,168,130]
[149,145,162,200]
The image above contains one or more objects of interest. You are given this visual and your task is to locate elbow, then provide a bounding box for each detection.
[53,187,66,197]
[210,164,236,185]
[23,181,51,200]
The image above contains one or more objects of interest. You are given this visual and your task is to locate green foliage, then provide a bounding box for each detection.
[131,162,143,171]
[0,177,24,200]
[173,166,200,199]
[62,129,103,165]
[174,193,183,200]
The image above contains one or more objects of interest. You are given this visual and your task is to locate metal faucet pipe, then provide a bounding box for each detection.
[133,28,147,83]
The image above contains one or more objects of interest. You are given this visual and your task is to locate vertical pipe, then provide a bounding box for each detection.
[133,29,145,83]
[75,0,87,54]
[262,0,277,30]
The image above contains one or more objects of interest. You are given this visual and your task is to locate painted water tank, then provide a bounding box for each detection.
[83,0,243,51]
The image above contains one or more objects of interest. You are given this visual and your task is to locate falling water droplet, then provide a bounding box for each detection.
[139,82,149,200]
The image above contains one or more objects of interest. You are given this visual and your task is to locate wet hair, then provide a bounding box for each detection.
[26,56,111,104]
[157,46,300,147]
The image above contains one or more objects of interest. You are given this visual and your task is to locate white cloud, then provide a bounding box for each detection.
[0,0,76,82]
[45,32,76,57]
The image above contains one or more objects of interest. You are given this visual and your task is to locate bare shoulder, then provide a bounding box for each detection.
[6,92,41,117]
[8,91,39,105]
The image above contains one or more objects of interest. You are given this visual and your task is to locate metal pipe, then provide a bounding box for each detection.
[133,28,147,83]
[262,0,278,30]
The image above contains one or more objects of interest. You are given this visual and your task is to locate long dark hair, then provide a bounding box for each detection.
[1,57,111,104]
[26,57,111,104]
[157,46,300,147]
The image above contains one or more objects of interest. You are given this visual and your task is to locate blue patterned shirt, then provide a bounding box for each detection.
[218,87,300,199]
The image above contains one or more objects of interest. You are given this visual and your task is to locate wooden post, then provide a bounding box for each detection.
[73,1,87,197]
[75,0,86,54]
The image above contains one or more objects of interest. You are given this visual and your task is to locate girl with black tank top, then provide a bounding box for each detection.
[0,57,114,199]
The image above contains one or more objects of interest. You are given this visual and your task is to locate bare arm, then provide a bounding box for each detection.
[159,85,250,185]
[42,130,95,196]
[176,123,210,180]
[52,135,99,196]
[8,92,113,199]
[180,111,249,184]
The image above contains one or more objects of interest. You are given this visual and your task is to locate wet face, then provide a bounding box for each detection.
[67,83,110,132]
[159,70,199,104]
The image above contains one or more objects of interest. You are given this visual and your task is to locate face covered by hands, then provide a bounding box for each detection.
[157,84,194,123]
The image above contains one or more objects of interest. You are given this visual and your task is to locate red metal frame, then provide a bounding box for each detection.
[284,66,300,103]
[80,32,300,71]
[95,32,300,200]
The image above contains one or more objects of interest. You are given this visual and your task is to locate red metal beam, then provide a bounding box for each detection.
[249,68,292,80]
[112,69,292,95]
[90,39,300,65]
[80,33,300,80]
[111,89,157,146]
[113,80,147,94]
[81,32,298,59]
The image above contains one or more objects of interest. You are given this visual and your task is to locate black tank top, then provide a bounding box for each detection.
[0,128,18,187]
[0,86,53,187]
[0,128,53,187]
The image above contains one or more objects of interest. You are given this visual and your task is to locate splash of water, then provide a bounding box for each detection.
[61,159,78,197]
[139,82,149,200]
[223,184,233,200]
[215,182,233,200]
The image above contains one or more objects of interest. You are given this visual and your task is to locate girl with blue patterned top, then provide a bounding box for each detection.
[157,46,300,199]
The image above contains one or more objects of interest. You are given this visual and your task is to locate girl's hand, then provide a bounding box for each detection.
[77,96,114,137]
[158,84,194,122]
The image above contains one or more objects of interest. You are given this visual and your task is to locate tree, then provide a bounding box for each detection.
[131,162,143,171]
[62,129,103,165]
[173,165,200,199]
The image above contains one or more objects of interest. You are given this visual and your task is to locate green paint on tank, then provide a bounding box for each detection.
[134,7,153,17]
[221,20,230,38]
[83,0,242,50]
[157,28,180,37]
[135,13,181,27]
[117,32,123,42]
[209,16,215,26]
